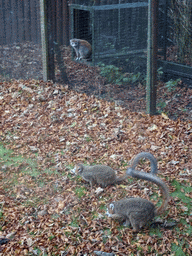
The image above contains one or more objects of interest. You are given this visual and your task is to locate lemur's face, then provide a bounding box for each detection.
[70,39,78,48]
[75,164,83,175]
[71,164,82,175]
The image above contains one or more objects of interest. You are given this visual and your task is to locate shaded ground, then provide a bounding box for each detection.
[0,42,42,81]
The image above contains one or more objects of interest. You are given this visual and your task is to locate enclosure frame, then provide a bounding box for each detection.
[69,2,149,66]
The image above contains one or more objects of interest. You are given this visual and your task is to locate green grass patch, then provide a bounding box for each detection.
[149,227,163,237]
[75,187,86,198]
[70,217,79,227]
[0,144,40,176]
[171,180,192,205]
[0,144,26,166]
[171,242,188,256]
[0,144,50,205]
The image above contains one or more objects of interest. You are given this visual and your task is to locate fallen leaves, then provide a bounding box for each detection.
[0,73,192,255]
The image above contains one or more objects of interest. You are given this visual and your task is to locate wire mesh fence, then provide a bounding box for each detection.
[0,0,40,45]
[0,0,42,81]
[165,0,192,66]
[70,0,149,77]
[0,0,192,84]
[157,0,192,83]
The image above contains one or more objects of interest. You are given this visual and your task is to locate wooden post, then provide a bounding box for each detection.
[63,0,69,45]
[40,0,49,81]
[91,9,95,65]
[47,0,56,81]
[40,0,55,81]
[146,0,158,115]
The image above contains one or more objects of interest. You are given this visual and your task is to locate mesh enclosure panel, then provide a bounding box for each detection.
[70,0,150,75]
[0,0,42,81]
[157,0,192,82]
